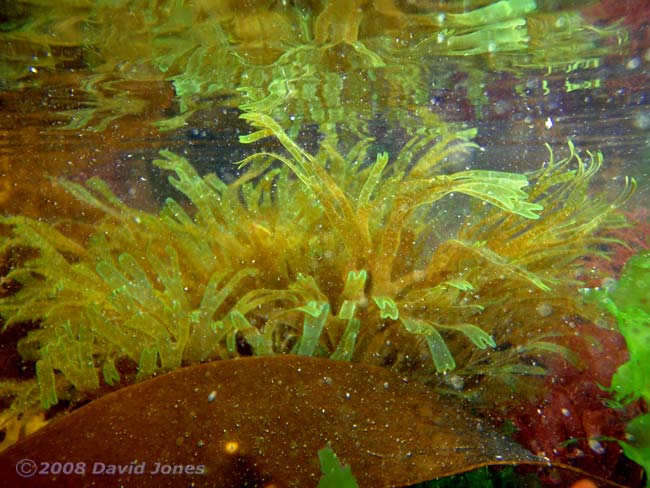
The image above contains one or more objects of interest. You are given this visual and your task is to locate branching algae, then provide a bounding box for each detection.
[0,112,634,448]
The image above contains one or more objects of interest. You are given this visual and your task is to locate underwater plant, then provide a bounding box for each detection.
[584,249,650,486]
[0,0,628,132]
[0,110,634,448]
[317,446,359,488]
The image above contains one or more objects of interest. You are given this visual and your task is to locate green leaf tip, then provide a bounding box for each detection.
[338,270,368,320]
[452,170,544,219]
[295,302,329,356]
[372,296,399,320]
[317,446,359,488]
[401,317,456,373]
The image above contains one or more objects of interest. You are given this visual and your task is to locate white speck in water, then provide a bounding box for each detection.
[545,117,553,129]
[561,408,571,417]
[589,438,605,455]
[208,390,217,402]
[445,374,464,391]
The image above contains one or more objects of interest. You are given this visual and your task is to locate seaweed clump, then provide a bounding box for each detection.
[0,112,633,447]
[585,249,650,485]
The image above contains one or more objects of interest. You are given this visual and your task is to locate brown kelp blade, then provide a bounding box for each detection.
[0,356,614,487]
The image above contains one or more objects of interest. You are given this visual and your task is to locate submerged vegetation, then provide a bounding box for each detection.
[0,0,628,131]
[0,2,645,485]
[585,249,650,484]
[0,108,634,449]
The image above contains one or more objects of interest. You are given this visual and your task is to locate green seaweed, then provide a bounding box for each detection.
[317,446,359,488]
[0,111,633,426]
[584,250,650,484]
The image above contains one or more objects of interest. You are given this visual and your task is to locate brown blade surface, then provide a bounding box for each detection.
[0,355,620,487]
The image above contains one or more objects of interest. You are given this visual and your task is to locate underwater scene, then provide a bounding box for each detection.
[0,0,649,486]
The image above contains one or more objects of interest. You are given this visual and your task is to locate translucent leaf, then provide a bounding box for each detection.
[449,170,543,219]
[96,260,129,292]
[46,322,99,393]
[146,245,189,311]
[340,270,367,300]
[135,347,158,382]
[154,150,220,228]
[239,128,274,144]
[440,323,496,349]
[57,179,119,217]
[449,240,550,291]
[331,318,361,361]
[400,317,456,373]
[337,301,357,321]
[372,296,399,320]
[117,253,159,311]
[337,270,367,320]
[447,0,537,27]
[295,302,329,357]
[358,154,389,209]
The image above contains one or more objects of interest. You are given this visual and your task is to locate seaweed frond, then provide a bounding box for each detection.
[0,113,633,424]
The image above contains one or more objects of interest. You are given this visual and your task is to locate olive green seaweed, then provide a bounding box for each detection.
[0,113,633,435]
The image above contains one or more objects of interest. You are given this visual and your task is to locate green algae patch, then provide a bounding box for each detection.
[317,446,359,488]
[585,249,650,485]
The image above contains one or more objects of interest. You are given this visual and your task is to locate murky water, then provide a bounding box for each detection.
[1,1,649,487]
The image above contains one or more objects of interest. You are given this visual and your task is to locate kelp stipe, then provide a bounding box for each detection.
[0,113,634,447]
